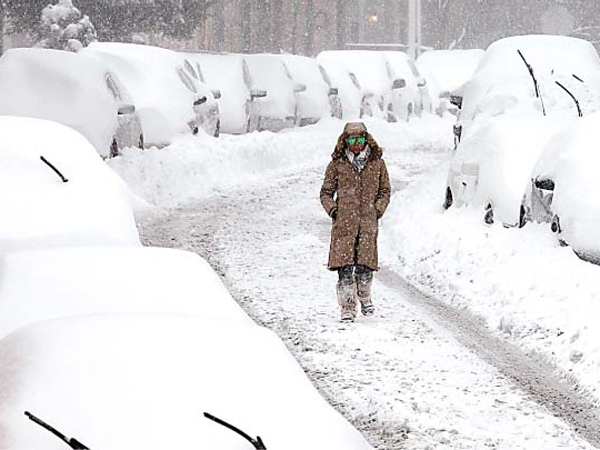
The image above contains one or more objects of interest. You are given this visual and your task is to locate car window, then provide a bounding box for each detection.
[242,59,252,90]
[319,65,332,86]
[177,68,198,93]
[195,62,206,83]
[385,60,394,79]
[105,73,122,101]
[349,72,361,89]
[184,59,199,80]
[407,60,421,78]
[282,62,293,80]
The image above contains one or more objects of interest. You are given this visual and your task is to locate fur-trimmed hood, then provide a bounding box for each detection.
[331,122,383,160]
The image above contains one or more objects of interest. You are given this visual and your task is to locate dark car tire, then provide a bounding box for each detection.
[138,133,144,149]
[518,204,527,228]
[406,103,413,122]
[484,203,494,225]
[443,187,453,210]
[109,137,119,158]
[214,120,221,138]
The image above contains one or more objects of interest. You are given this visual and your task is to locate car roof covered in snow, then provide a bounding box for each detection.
[417,49,485,95]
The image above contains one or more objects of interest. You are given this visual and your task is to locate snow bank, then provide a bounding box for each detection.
[0,116,139,252]
[0,48,119,156]
[108,117,453,208]
[0,246,250,339]
[382,161,600,403]
[529,112,600,255]
[0,315,372,450]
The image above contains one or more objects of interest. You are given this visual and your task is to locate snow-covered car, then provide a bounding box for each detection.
[0,47,142,158]
[277,54,342,125]
[0,116,139,252]
[316,59,374,119]
[520,113,600,263]
[0,247,251,340]
[416,49,485,116]
[0,315,372,450]
[317,50,408,121]
[184,52,266,134]
[384,51,431,118]
[243,53,306,132]
[455,35,600,143]
[83,42,220,146]
[444,114,567,226]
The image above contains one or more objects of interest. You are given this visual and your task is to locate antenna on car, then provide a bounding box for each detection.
[517,49,546,116]
[203,412,267,449]
[24,411,90,450]
[555,81,583,117]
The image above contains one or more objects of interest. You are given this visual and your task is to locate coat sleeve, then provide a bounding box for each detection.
[375,159,391,218]
[320,161,338,216]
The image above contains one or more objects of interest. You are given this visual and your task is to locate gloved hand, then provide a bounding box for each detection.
[330,207,338,220]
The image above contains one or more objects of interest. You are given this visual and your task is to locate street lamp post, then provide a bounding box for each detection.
[408,0,421,59]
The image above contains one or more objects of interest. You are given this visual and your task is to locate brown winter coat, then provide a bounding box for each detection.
[320,123,391,271]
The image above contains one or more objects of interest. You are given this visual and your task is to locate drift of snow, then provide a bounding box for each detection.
[0,116,139,252]
[0,315,372,450]
[0,246,251,340]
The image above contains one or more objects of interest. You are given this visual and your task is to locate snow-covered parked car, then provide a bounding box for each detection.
[385,51,431,118]
[0,315,372,450]
[0,116,140,252]
[416,49,485,116]
[316,59,374,119]
[520,113,600,263]
[243,53,306,132]
[0,47,142,158]
[443,114,566,226]
[83,42,220,146]
[317,50,408,122]
[184,52,265,134]
[277,54,342,125]
[0,247,251,340]
[455,35,600,144]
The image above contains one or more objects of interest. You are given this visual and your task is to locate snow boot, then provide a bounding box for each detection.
[356,270,374,317]
[337,282,357,323]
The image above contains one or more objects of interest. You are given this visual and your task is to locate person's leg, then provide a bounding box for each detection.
[337,266,357,322]
[355,265,374,316]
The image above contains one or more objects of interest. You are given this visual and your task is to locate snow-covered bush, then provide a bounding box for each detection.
[35,0,97,52]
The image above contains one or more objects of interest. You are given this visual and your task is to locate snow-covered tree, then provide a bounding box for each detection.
[35,0,97,51]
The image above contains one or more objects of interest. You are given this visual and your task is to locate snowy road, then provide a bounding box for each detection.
[137,128,597,449]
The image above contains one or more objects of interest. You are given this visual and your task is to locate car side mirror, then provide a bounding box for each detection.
[392,78,406,90]
[363,89,375,99]
[211,89,221,100]
[534,177,555,191]
[417,77,427,87]
[250,89,267,99]
[118,104,135,115]
[450,95,463,108]
[294,83,307,93]
[194,96,207,106]
[439,90,451,99]
[328,87,339,96]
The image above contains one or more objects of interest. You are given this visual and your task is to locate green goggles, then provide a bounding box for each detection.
[346,136,366,145]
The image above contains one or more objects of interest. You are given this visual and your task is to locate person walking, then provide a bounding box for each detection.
[320,122,391,322]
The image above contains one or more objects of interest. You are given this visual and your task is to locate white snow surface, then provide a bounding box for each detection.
[417,49,485,95]
[0,246,251,340]
[0,314,372,450]
[382,158,600,404]
[0,116,139,252]
[530,112,600,255]
[318,61,364,119]
[0,48,119,156]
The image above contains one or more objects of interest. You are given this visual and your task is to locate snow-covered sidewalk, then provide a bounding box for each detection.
[125,117,597,449]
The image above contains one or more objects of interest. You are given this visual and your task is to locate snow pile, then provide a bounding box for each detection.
[0,246,251,340]
[382,161,600,402]
[108,116,453,208]
[460,35,600,134]
[0,48,120,156]
[83,43,215,147]
[529,112,600,255]
[36,0,97,52]
[279,54,332,120]
[417,49,485,95]
[0,116,139,252]
[0,315,372,450]
[185,53,250,134]
[243,54,297,120]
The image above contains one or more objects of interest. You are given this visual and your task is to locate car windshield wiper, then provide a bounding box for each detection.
[204,412,267,449]
[555,81,583,117]
[517,49,547,116]
[25,411,90,450]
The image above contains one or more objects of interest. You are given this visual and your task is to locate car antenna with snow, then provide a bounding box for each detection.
[517,49,546,116]
[203,412,267,449]
[24,411,90,450]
